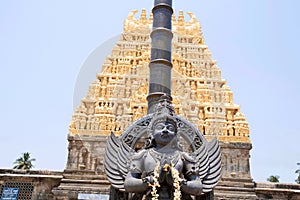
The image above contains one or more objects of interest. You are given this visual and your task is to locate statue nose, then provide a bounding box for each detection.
[162,128,168,134]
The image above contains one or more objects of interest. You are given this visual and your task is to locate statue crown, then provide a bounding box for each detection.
[149,95,177,132]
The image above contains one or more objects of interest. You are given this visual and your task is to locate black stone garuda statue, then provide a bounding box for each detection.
[104,96,222,200]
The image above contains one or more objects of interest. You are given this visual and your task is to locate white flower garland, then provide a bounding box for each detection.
[151,164,161,200]
[171,165,181,200]
[150,163,182,200]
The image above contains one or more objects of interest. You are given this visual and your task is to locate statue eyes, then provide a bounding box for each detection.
[166,125,175,132]
[155,123,175,132]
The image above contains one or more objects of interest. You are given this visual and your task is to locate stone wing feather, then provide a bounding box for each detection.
[191,141,210,179]
[104,132,133,191]
[201,137,222,193]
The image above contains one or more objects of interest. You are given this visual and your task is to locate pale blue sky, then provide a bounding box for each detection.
[0,1,299,183]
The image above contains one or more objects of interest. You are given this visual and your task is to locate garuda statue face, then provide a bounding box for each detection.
[153,121,176,147]
[147,111,179,150]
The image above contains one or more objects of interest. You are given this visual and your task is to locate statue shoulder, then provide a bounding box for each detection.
[131,149,148,161]
[181,152,199,177]
[181,152,197,163]
[129,149,148,173]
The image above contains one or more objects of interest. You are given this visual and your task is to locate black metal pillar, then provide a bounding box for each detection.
[147,0,173,114]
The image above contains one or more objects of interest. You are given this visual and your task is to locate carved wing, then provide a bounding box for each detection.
[191,141,210,179]
[201,137,222,193]
[104,132,134,191]
[190,137,222,193]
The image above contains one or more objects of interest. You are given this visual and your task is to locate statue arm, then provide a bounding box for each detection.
[124,171,149,193]
[180,174,203,196]
[181,137,222,195]
[124,150,152,193]
[181,153,203,196]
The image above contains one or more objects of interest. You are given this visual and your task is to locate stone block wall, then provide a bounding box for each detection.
[1,169,300,200]
[255,182,300,200]
[0,169,62,200]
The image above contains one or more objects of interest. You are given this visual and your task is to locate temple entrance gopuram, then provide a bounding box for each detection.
[52,6,297,200]
[52,8,256,200]
[0,2,300,200]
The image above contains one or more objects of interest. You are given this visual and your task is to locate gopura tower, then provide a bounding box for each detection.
[53,4,257,200]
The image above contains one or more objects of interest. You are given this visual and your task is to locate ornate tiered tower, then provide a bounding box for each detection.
[69,9,250,143]
[53,9,256,199]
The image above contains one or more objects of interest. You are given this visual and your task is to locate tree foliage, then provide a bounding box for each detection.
[13,152,36,170]
[267,175,280,183]
[296,163,300,184]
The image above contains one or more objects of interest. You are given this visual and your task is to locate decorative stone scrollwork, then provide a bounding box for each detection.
[121,113,205,152]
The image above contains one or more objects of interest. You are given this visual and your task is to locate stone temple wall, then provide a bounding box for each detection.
[0,169,62,200]
[1,170,300,199]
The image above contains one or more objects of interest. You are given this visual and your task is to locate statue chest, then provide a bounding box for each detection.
[143,150,183,173]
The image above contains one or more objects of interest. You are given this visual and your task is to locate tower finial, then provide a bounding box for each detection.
[140,8,147,23]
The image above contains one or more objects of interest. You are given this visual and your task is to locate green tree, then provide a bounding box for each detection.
[13,152,36,170]
[267,175,280,183]
[296,163,300,184]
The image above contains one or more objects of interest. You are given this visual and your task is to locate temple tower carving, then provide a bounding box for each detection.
[69,9,250,144]
[54,9,256,199]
